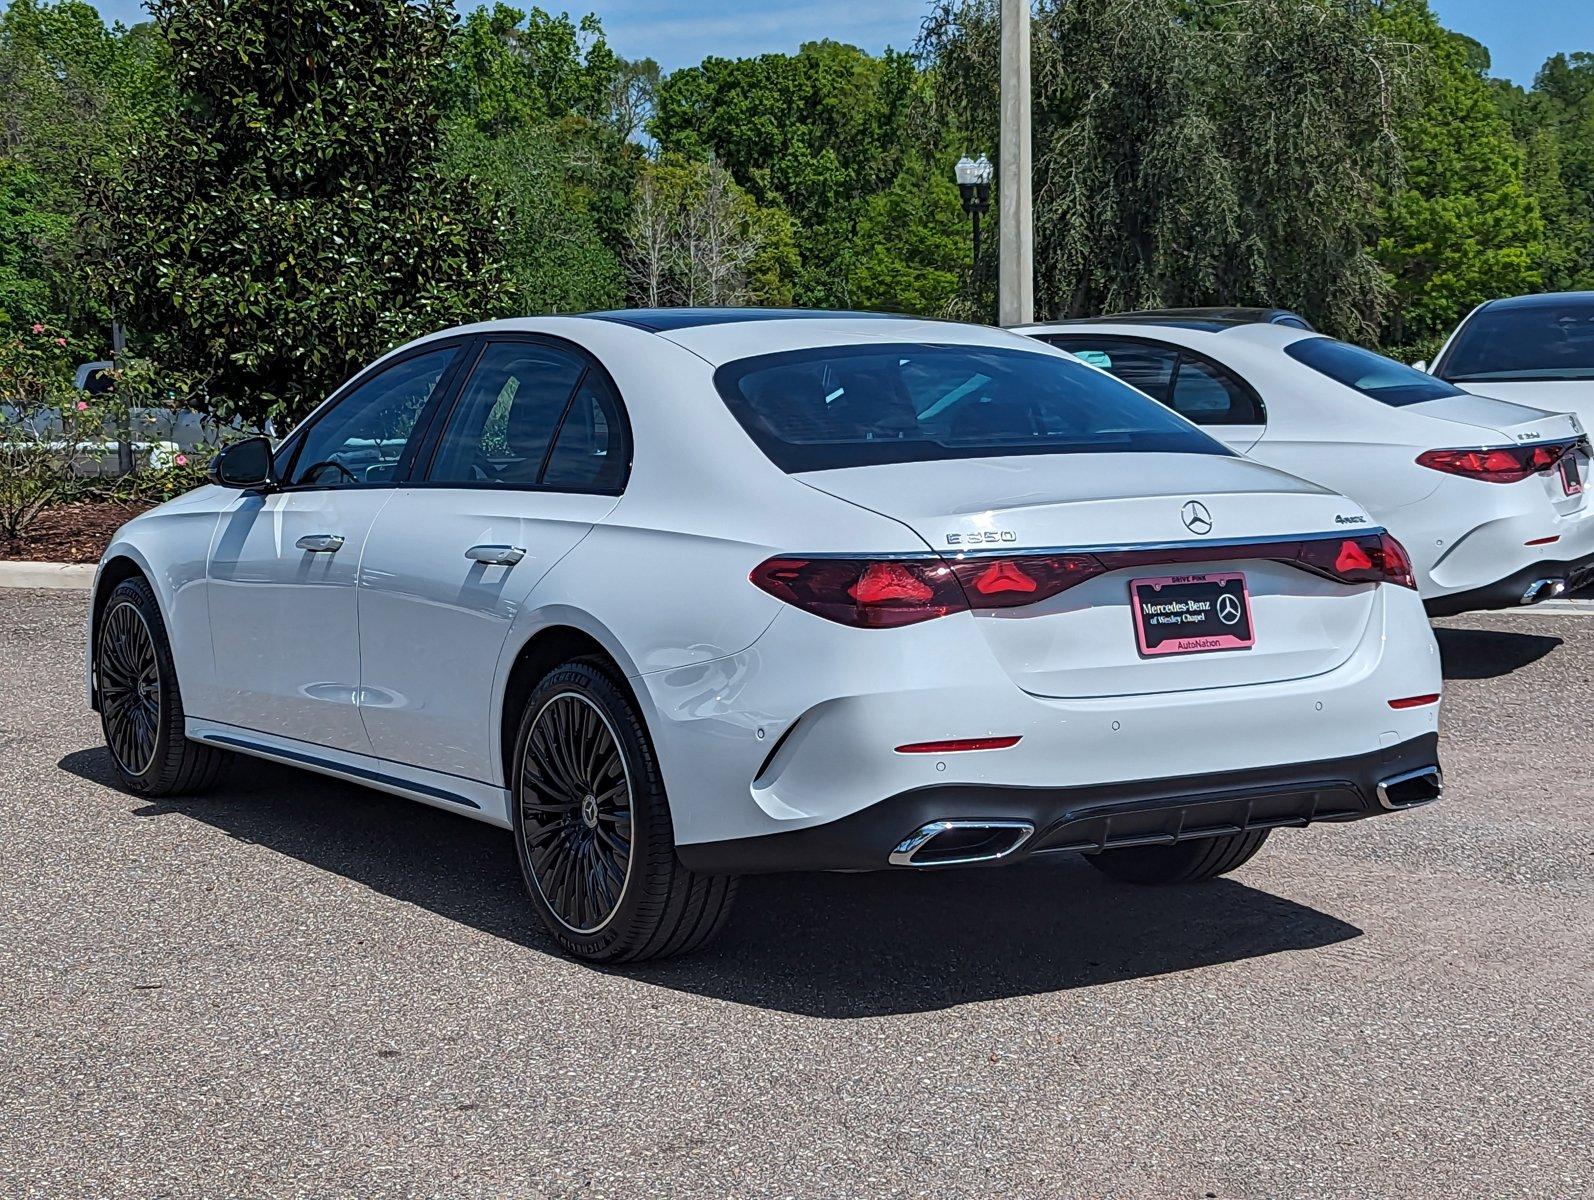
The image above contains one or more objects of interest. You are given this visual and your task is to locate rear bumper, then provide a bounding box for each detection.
[1424,552,1594,616]
[677,733,1442,874]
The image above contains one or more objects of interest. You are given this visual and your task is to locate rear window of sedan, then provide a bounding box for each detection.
[1284,337,1468,407]
[1437,300,1594,382]
[713,343,1231,472]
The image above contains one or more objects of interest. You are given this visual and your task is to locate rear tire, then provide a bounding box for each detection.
[1086,829,1270,885]
[96,576,230,796]
[510,659,736,963]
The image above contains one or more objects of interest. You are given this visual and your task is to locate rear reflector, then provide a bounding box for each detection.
[1417,440,1580,484]
[1388,694,1440,709]
[895,736,1022,754]
[1526,535,1560,547]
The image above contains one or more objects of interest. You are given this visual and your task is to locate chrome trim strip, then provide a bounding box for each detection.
[198,733,483,809]
[888,819,1036,867]
[941,528,1386,559]
[784,529,1386,562]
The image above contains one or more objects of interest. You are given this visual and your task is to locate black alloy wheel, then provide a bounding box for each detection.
[519,691,635,934]
[510,661,736,963]
[99,598,162,777]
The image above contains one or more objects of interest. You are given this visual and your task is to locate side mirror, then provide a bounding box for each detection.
[209,436,276,490]
[1411,360,1429,373]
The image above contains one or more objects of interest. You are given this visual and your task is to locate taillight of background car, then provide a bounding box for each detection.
[1416,439,1585,484]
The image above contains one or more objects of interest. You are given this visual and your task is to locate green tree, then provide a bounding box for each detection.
[0,0,170,335]
[653,40,932,308]
[1372,1,1545,348]
[1527,52,1594,290]
[921,0,1412,338]
[93,0,510,427]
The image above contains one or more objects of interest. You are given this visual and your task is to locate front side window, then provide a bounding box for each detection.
[428,342,586,486]
[714,343,1228,472]
[1285,337,1466,407]
[285,346,459,487]
[1437,301,1594,382]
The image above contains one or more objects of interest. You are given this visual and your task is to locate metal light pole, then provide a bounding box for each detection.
[954,155,993,266]
[998,0,1033,326]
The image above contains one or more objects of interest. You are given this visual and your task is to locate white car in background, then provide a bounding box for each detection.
[1020,315,1594,615]
[89,309,1443,964]
[1423,291,1594,430]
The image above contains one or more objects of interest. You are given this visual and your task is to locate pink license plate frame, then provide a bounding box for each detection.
[1130,571,1256,658]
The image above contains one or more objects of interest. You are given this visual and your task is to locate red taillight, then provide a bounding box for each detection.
[950,554,1106,609]
[749,557,966,627]
[1297,533,1417,590]
[1388,694,1440,709]
[895,736,1022,754]
[1417,440,1577,484]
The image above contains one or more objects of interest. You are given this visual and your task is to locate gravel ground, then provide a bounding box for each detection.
[1,588,1589,1199]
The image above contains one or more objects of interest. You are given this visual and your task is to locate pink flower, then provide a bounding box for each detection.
[175,454,189,467]
[75,400,88,411]
[30,323,44,334]
[54,337,66,346]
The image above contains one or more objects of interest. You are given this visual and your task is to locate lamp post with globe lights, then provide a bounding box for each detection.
[954,154,993,266]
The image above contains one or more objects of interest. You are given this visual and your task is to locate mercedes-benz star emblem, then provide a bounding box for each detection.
[1181,500,1214,535]
[1217,593,1242,625]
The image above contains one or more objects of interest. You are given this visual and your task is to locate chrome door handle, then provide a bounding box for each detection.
[295,533,345,554]
[466,544,526,566]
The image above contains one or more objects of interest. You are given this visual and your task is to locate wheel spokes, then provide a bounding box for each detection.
[517,692,635,935]
[99,602,160,777]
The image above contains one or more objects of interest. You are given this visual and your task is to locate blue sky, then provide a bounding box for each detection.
[91,1,1594,84]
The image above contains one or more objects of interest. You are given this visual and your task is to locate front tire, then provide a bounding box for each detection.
[510,660,736,963]
[96,576,230,796]
[1086,829,1270,885]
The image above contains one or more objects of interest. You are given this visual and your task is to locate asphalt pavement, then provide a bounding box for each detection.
[1,587,1589,1199]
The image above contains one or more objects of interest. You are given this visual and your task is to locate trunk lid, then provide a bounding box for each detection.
[1408,394,1589,515]
[800,453,1383,699]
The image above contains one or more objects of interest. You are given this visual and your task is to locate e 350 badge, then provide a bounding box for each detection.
[946,530,1019,547]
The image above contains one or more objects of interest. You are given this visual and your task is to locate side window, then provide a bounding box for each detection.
[542,373,627,491]
[1168,356,1264,425]
[428,342,586,486]
[286,347,458,487]
[1044,336,1177,402]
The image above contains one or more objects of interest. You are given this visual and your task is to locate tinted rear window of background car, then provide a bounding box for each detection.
[1284,337,1468,407]
[713,343,1231,472]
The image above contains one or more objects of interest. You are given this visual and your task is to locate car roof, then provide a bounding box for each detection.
[1043,307,1314,333]
[1017,318,1320,353]
[1475,291,1594,313]
[581,307,920,332]
[392,310,1062,371]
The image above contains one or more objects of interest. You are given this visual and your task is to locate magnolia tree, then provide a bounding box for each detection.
[92,0,511,428]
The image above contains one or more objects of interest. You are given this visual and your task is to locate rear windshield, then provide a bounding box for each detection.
[1438,301,1594,382]
[1284,337,1467,407]
[713,343,1230,472]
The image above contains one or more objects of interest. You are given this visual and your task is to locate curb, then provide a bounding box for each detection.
[0,561,97,590]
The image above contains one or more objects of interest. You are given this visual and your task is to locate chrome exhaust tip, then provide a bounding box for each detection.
[889,819,1035,867]
[1521,577,1567,605]
[1376,765,1444,811]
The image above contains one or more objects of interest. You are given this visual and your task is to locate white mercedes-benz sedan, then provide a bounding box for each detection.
[1422,291,1594,431]
[88,309,1444,963]
[1019,316,1594,615]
